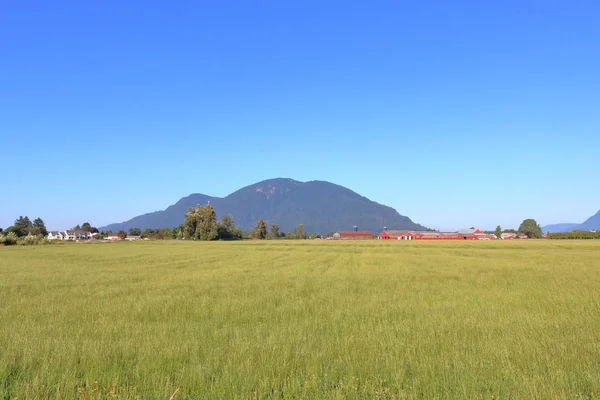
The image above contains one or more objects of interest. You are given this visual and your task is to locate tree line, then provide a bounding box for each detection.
[547,230,600,240]
[181,203,315,241]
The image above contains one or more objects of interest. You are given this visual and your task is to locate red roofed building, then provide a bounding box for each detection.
[332,231,373,240]
[378,230,409,240]
[379,228,498,241]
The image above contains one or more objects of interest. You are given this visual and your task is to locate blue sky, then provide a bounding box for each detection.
[1,0,599,231]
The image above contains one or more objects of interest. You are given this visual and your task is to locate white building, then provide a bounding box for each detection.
[47,230,93,241]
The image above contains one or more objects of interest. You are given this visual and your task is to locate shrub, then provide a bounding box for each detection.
[0,232,18,246]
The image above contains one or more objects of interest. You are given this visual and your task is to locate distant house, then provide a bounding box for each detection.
[66,230,93,241]
[125,236,141,241]
[501,232,517,240]
[332,231,373,240]
[105,234,123,241]
[47,230,93,241]
[47,231,65,240]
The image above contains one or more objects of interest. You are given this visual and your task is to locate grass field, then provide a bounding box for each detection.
[1,240,600,399]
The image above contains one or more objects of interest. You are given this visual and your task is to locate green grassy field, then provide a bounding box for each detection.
[1,240,600,399]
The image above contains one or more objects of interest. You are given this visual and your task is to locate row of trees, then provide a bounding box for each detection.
[2,216,48,237]
[251,220,315,240]
[181,204,316,241]
[73,222,99,233]
[183,204,244,240]
[547,230,600,240]
[487,220,543,239]
[1,217,103,238]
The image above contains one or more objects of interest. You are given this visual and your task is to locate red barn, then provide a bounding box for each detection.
[378,228,497,241]
[378,230,409,240]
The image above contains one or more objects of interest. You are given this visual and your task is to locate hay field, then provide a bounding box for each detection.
[1,240,600,399]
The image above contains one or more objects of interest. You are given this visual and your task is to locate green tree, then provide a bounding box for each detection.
[218,215,242,240]
[81,222,92,232]
[184,203,219,241]
[141,228,156,239]
[128,228,141,236]
[73,224,81,230]
[297,224,305,239]
[14,216,33,237]
[197,204,218,241]
[32,218,48,237]
[4,226,20,236]
[117,230,127,240]
[518,219,542,238]
[173,224,185,240]
[159,228,174,240]
[494,225,502,238]
[270,224,280,239]
[183,206,199,239]
[254,219,268,240]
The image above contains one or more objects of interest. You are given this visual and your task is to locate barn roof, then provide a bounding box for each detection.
[335,231,372,236]
[406,231,462,237]
[382,230,409,236]
[458,228,481,234]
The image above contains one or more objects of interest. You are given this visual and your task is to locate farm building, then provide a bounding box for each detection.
[332,231,373,240]
[379,228,498,241]
[378,230,409,240]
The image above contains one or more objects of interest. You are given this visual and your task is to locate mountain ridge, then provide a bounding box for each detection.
[579,210,600,230]
[542,209,600,232]
[100,178,425,233]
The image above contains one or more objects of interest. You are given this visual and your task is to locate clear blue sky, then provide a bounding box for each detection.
[1,0,599,231]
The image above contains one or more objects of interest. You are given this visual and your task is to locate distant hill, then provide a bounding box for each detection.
[100,178,425,234]
[542,209,600,233]
[579,210,600,231]
[541,223,580,233]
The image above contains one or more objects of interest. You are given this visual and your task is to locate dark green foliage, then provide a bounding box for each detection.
[140,228,176,240]
[128,228,141,236]
[547,230,600,240]
[100,178,425,234]
[81,222,92,232]
[518,219,542,238]
[117,230,127,240]
[173,225,184,240]
[217,215,243,240]
[33,218,48,237]
[495,226,502,238]
[13,216,33,237]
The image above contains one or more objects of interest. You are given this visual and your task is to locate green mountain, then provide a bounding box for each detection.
[100,178,425,234]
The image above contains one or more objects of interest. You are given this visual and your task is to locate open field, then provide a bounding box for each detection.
[1,240,600,399]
